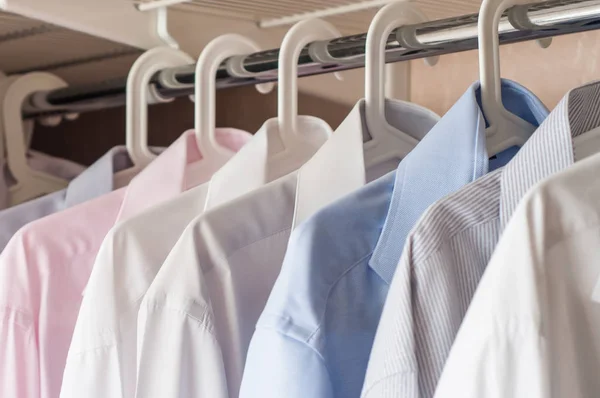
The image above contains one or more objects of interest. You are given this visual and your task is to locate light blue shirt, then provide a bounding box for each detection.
[0,147,131,252]
[239,79,549,398]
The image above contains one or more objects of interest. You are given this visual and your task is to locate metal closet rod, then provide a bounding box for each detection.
[22,0,600,119]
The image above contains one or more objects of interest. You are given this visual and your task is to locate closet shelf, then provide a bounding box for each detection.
[0,0,483,90]
[0,11,141,86]
[135,0,482,34]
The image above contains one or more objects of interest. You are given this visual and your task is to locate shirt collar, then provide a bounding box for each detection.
[117,128,251,221]
[205,116,330,210]
[64,146,132,208]
[500,80,600,228]
[292,98,440,229]
[371,79,549,284]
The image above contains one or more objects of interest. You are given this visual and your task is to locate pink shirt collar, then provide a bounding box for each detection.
[117,128,250,221]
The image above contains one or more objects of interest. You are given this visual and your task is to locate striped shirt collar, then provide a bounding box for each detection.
[499,80,600,228]
[397,80,600,275]
[370,79,548,284]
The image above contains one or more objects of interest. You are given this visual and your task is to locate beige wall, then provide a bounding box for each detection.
[410,30,600,115]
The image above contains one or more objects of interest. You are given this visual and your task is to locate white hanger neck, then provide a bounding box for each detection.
[479,0,537,157]
[363,2,439,168]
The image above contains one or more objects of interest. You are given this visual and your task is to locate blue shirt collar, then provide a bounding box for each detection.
[65,146,132,207]
[369,79,548,284]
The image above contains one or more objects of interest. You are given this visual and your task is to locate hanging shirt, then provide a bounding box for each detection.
[60,116,331,398]
[134,100,440,398]
[239,79,548,398]
[432,84,600,398]
[360,82,600,398]
[0,147,131,251]
[0,150,85,210]
[0,128,251,398]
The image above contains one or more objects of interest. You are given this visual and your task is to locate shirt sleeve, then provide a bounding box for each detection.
[433,318,549,398]
[134,297,229,398]
[0,232,39,398]
[433,193,551,398]
[0,307,39,398]
[60,344,125,398]
[239,327,334,398]
[59,234,128,398]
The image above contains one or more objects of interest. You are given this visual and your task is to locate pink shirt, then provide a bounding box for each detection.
[0,129,250,398]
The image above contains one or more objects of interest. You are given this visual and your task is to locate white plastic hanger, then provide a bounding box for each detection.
[363,2,439,168]
[3,72,69,206]
[225,54,274,95]
[0,72,36,175]
[277,18,340,141]
[479,0,537,156]
[113,46,194,187]
[193,34,273,174]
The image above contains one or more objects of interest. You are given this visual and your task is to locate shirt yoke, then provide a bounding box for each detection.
[408,169,503,266]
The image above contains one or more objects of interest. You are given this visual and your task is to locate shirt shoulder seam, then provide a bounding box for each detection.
[0,306,34,331]
[258,325,335,387]
[307,250,374,343]
[142,300,217,338]
[414,215,499,267]
[361,368,417,396]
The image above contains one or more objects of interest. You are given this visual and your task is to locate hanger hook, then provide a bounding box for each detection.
[278,18,341,139]
[225,54,275,94]
[195,34,272,160]
[365,1,431,142]
[508,4,553,49]
[395,21,440,67]
[126,46,193,167]
[478,0,523,134]
[479,0,537,155]
[304,40,345,81]
[3,72,67,184]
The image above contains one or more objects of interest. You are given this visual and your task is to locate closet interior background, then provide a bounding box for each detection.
[2,1,594,165]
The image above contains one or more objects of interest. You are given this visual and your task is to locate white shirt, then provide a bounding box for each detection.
[60,119,330,398]
[432,152,600,397]
[135,100,440,398]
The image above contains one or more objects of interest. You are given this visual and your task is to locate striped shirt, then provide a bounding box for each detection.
[361,80,600,398]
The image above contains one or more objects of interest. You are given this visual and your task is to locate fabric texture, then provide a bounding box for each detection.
[433,151,600,398]
[239,79,548,398]
[361,81,600,398]
[64,117,331,398]
[0,147,131,252]
[134,100,440,398]
[0,128,250,398]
